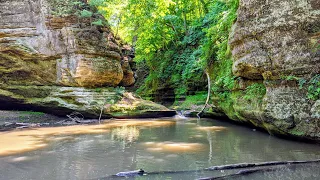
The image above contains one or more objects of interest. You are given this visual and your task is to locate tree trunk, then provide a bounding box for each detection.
[197,70,211,119]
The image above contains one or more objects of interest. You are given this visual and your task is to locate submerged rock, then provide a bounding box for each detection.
[115,169,144,177]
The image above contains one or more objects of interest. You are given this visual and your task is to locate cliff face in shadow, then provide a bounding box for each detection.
[211,0,320,141]
[0,0,172,118]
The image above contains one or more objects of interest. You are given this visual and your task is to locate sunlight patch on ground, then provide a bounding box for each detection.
[195,126,227,131]
[143,141,205,153]
[0,120,176,156]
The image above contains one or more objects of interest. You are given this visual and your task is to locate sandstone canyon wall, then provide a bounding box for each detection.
[212,0,320,141]
[0,0,172,118]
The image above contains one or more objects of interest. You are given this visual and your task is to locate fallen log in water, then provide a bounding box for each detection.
[198,159,320,180]
[108,159,320,179]
[205,159,320,170]
[198,166,278,180]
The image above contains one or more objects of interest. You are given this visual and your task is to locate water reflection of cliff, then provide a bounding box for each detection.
[111,126,140,144]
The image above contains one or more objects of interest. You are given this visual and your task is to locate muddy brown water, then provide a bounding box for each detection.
[0,118,319,180]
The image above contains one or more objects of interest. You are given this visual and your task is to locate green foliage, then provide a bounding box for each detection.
[49,0,108,28]
[282,75,300,81]
[306,74,320,100]
[80,9,93,17]
[281,74,320,101]
[298,78,307,89]
[88,0,106,7]
[91,0,239,105]
[50,0,81,16]
[205,0,239,105]
[115,86,125,96]
[175,92,207,109]
[20,111,45,115]
[94,88,103,92]
[289,129,305,136]
[91,19,104,26]
[135,0,239,100]
[201,0,238,66]
[243,83,266,101]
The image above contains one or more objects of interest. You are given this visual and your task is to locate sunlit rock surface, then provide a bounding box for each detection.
[0,0,129,87]
[120,45,136,87]
[221,0,320,140]
[0,0,172,118]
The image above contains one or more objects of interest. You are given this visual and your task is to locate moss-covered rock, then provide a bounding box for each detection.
[107,92,176,118]
[209,0,320,142]
[0,86,175,119]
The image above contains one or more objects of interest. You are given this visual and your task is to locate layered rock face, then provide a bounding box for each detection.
[226,0,320,140]
[0,0,132,87]
[120,45,136,87]
[0,0,172,118]
[0,86,175,118]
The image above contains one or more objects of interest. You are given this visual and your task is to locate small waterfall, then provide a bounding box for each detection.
[174,110,187,119]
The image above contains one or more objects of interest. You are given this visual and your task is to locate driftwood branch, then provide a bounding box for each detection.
[66,112,84,123]
[197,70,211,119]
[107,159,320,179]
[199,166,278,180]
[205,159,320,170]
[199,159,320,180]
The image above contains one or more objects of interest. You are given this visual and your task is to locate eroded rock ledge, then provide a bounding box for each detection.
[0,86,175,119]
[0,0,172,118]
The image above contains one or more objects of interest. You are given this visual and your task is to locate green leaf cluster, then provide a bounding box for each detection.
[49,0,108,27]
[80,9,93,17]
[306,74,320,100]
[173,92,207,109]
[205,0,238,105]
[49,0,83,16]
[243,83,266,101]
[281,74,320,101]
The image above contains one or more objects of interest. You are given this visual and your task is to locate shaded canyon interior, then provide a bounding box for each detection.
[0,0,319,142]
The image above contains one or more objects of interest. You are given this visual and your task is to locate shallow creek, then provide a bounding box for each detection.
[0,118,319,180]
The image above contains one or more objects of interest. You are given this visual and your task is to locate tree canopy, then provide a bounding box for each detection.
[88,0,239,102]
